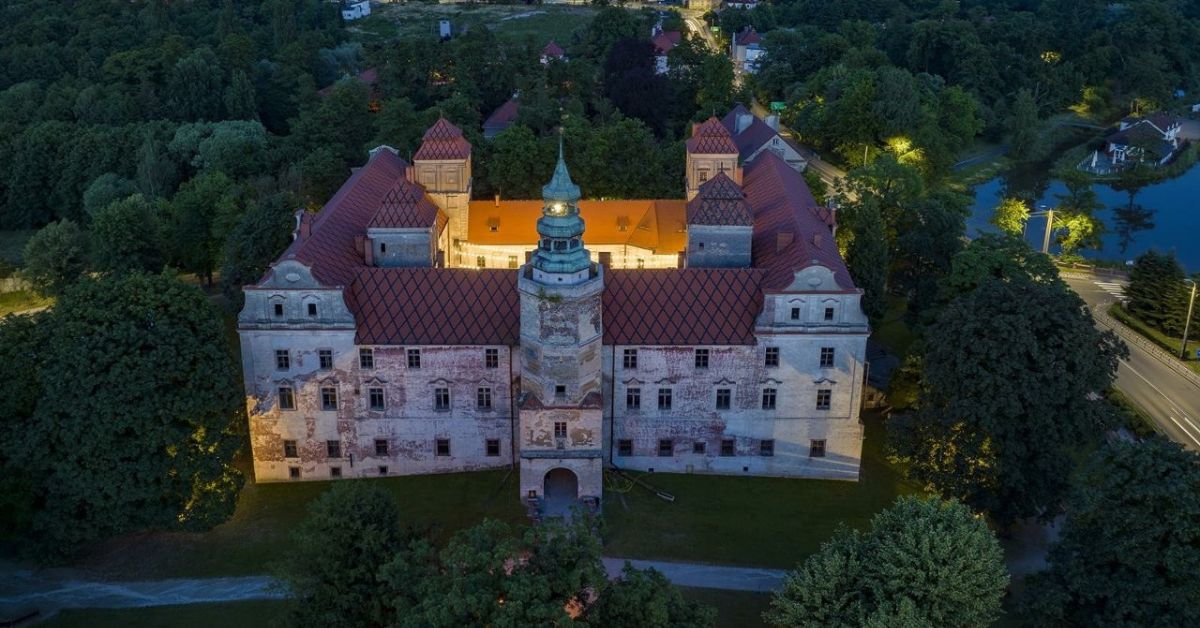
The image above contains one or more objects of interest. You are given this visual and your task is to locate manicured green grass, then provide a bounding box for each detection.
[682,587,773,628]
[1109,304,1200,374]
[76,469,526,579]
[354,3,597,46]
[0,289,52,316]
[42,600,287,628]
[603,414,922,569]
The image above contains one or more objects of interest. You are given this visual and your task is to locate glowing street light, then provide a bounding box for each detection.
[1181,279,1197,360]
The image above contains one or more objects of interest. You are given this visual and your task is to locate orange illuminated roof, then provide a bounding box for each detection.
[467,199,687,254]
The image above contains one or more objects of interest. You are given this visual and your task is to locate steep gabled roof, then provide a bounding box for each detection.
[484,98,520,130]
[736,26,761,45]
[652,30,682,55]
[687,172,754,226]
[542,40,565,58]
[352,268,519,345]
[720,103,783,160]
[686,117,739,155]
[603,269,764,344]
[414,117,471,160]
[368,179,441,229]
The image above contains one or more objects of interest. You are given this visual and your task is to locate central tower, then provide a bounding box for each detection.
[517,142,605,514]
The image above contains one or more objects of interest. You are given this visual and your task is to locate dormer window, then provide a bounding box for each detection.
[824,307,835,321]
[273,302,284,317]
[307,302,318,317]
[790,307,800,320]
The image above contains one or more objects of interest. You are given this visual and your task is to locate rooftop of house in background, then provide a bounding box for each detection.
[483,98,521,139]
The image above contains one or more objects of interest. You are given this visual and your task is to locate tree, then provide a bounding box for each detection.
[766,496,1008,628]
[1023,438,1200,626]
[90,194,165,274]
[298,147,348,208]
[6,273,244,552]
[889,276,1125,523]
[990,197,1030,236]
[845,198,888,326]
[0,313,47,538]
[22,219,88,296]
[1007,88,1039,161]
[168,172,241,286]
[82,173,137,217]
[167,48,225,122]
[588,563,717,627]
[220,192,297,307]
[1126,250,1191,337]
[892,190,969,322]
[278,482,411,628]
[223,69,259,120]
[939,233,1060,303]
[1053,169,1104,257]
[135,133,179,200]
[483,125,553,199]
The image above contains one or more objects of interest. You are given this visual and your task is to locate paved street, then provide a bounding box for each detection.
[1065,275,1200,449]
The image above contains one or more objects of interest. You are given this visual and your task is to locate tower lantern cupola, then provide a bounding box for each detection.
[531,139,592,284]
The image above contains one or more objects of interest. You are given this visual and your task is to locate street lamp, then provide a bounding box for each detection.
[1026,204,1056,254]
[1181,278,1197,360]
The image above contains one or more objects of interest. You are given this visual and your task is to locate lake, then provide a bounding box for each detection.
[968,164,1200,272]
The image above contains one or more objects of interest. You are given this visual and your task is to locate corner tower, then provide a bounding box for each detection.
[411,118,472,263]
[516,142,605,514]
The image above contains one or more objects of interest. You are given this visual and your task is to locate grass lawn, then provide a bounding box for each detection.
[0,289,52,316]
[874,295,917,358]
[682,587,773,628]
[1109,304,1200,374]
[353,3,598,46]
[74,469,526,580]
[42,600,287,628]
[603,413,922,569]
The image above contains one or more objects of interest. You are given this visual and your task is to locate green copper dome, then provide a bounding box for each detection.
[532,138,591,276]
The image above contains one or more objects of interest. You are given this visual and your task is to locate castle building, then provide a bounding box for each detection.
[238,112,870,512]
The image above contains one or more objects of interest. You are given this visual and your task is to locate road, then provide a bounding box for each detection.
[1065,275,1200,449]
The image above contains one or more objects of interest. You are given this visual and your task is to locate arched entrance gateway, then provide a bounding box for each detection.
[543,468,579,518]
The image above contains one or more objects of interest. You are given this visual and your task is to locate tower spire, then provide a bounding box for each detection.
[530,131,590,281]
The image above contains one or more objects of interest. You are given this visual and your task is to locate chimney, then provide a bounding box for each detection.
[735,112,753,134]
[765,114,779,131]
[494,192,501,207]
[363,237,374,266]
[293,209,312,242]
[776,231,794,252]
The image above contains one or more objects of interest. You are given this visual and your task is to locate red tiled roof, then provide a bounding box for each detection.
[686,117,739,154]
[414,117,471,160]
[687,172,754,226]
[721,103,781,159]
[484,99,520,130]
[352,268,519,345]
[317,67,379,97]
[736,27,761,46]
[652,30,682,55]
[542,40,565,58]
[603,269,764,345]
[368,179,441,229]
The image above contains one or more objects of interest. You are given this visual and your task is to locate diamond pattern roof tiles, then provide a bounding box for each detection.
[414,117,472,160]
[604,269,765,345]
[687,172,754,226]
[368,179,440,229]
[351,268,519,345]
[685,117,739,155]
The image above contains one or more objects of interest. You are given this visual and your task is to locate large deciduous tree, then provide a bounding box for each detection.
[990,197,1031,236]
[21,219,88,296]
[89,194,166,274]
[766,496,1008,628]
[220,192,296,308]
[845,198,889,326]
[589,563,718,627]
[1023,438,1200,627]
[1126,250,1193,338]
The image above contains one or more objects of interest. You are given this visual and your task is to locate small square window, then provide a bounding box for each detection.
[762,388,777,410]
[658,439,673,457]
[486,439,501,457]
[378,465,389,475]
[790,307,800,320]
[273,302,284,317]
[816,388,832,410]
[278,386,295,410]
[330,466,342,478]
[658,388,672,411]
[359,348,374,369]
[720,439,735,457]
[275,349,290,370]
[820,347,835,368]
[626,387,641,410]
[476,255,487,268]
[618,439,633,456]
[692,441,706,454]
[369,387,385,410]
[824,307,835,321]
[485,348,499,369]
[760,439,775,457]
[765,347,779,367]
[375,439,388,456]
[623,349,638,369]
[283,440,298,458]
[436,438,451,457]
[326,440,341,458]
[435,388,450,411]
[407,349,421,369]
[554,384,566,398]
[289,466,301,479]
[318,349,333,370]
[507,255,518,269]
[307,302,318,317]
[694,349,709,369]
[716,388,731,410]
[477,387,493,410]
[554,421,567,439]
[637,258,645,269]
[321,386,338,410]
[810,439,827,458]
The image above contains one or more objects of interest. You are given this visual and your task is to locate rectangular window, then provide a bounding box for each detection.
[720,439,735,457]
[790,307,800,320]
[715,388,731,410]
[289,466,300,479]
[762,388,777,410]
[760,439,775,457]
[359,348,374,370]
[477,387,493,410]
[369,387,385,410]
[436,438,450,457]
[765,347,779,367]
[321,386,338,411]
[637,258,645,269]
[330,466,342,478]
[378,466,389,475]
[486,439,501,457]
[816,388,832,410]
[554,384,566,398]
[275,349,290,370]
[618,439,633,457]
[507,255,518,269]
[326,440,341,458]
[307,302,318,317]
[810,439,827,458]
[476,255,486,268]
[658,439,673,457]
[434,388,450,411]
[274,303,284,317]
[374,439,388,456]
[824,307,835,321]
[692,441,706,454]
[626,387,641,410]
[820,347,835,368]
[658,388,673,411]
[318,349,333,370]
[283,440,298,458]
[694,348,709,369]
[554,421,567,439]
[278,386,295,410]
[623,348,638,369]
[485,348,499,369]
[407,349,421,369]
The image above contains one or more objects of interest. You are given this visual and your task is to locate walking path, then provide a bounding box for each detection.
[602,558,786,593]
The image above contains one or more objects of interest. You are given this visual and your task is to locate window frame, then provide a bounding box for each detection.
[318,349,333,370]
[760,439,775,457]
[720,439,735,457]
[275,349,290,371]
[810,439,827,458]
[486,439,501,457]
[435,438,451,457]
[359,348,374,370]
[692,441,707,455]
[278,386,295,411]
[761,387,777,410]
[476,386,493,411]
[407,348,421,369]
[434,387,451,411]
[765,347,779,367]
[623,348,638,369]
[485,348,499,369]
[824,306,835,321]
[617,439,633,457]
[326,440,341,458]
[368,387,385,411]
[816,388,832,411]
[283,440,298,458]
[715,388,732,410]
[694,348,709,369]
[657,387,673,411]
[820,347,835,368]
[320,385,338,411]
[626,387,641,410]
[657,439,673,457]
